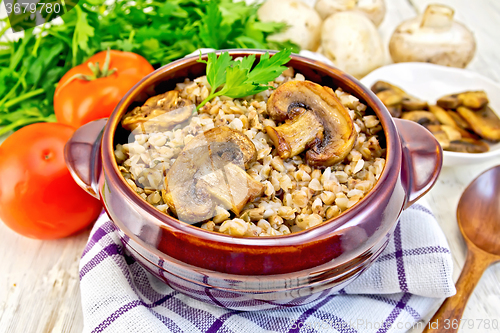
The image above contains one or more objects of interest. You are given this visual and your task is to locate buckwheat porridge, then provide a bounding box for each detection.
[114,68,386,237]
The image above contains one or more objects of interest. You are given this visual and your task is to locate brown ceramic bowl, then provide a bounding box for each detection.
[65,50,442,311]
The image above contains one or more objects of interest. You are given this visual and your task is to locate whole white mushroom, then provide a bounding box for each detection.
[314,0,386,26]
[320,11,385,78]
[389,4,476,68]
[257,0,323,51]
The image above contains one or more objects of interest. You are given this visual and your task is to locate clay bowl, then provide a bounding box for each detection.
[65,50,442,311]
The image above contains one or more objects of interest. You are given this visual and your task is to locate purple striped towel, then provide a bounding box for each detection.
[80,199,455,333]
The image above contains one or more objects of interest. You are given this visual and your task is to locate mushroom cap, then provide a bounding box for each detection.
[257,0,322,51]
[314,0,386,26]
[320,11,385,79]
[389,5,476,68]
[266,80,357,166]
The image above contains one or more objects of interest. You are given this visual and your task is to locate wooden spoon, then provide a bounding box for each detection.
[423,165,500,333]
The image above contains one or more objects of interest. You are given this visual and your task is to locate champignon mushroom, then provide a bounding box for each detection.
[314,0,386,26]
[448,138,490,153]
[428,105,457,127]
[448,110,472,131]
[320,12,385,79]
[371,80,427,117]
[265,80,356,166]
[389,4,476,68]
[401,111,439,126]
[457,106,500,141]
[257,0,322,51]
[163,127,264,223]
[437,91,488,110]
[122,90,194,132]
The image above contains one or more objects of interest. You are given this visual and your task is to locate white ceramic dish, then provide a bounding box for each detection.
[360,62,500,167]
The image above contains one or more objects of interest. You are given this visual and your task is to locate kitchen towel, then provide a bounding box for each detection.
[79,199,455,333]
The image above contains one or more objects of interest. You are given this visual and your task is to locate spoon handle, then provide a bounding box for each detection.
[423,247,494,333]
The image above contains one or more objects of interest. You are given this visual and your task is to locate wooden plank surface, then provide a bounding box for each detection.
[1,1,500,332]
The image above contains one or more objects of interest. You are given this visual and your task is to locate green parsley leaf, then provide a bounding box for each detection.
[196,50,292,110]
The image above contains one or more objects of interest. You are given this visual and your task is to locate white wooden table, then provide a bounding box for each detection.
[1,1,499,332]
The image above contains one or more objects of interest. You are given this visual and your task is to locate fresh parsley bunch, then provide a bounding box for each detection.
[197,50,292,110]
[0,0,299,136]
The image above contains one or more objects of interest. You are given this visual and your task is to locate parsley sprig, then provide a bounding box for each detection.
[196,50,292,110]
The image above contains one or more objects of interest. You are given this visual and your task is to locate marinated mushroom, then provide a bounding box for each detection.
[457,106,500,141]
[371,81,427,117]
[163,127,264,223]
[401,111,439,126]
[447,138,490,153]
[389,4,476,68]
[265,80,356,166]
[257,0,322,51]
[122,90,194,132]
[314,0,386,26]
[437,91,488,110]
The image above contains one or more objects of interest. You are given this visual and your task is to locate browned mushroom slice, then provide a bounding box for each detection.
[440,125,462,141]
[121,90,194,132]
[401,111,440,126]
[401,97,428,111]
[447,138,490,153]
[265,107,324,159]
[164,127,261,223]
[437,91,488,110]
[429,105,457,127]
[436,94,460,109]
[371,81,427,113]
[376,89,403,107]
[371,81,406,95]
[448,110,472,130]
[182,126,257,168]
[265,80,356,166]
[425,124,450,149]
[457,106,500,141]
[385,104,402,118]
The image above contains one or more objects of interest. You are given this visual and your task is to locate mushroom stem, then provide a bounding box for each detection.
[420,4,454,30]
[265,109,324,159]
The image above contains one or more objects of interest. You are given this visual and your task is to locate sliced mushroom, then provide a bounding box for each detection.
[371,81,427,116]
[448,138,490,153]
[440,125,462,142]
[164,127,263,224]
[122,90,194,132]
[389,4,476,68]
[265,80,356,166]
[425,124,450,149]
[401,111,439,127]
[457,106,500,141]
[182,126,257,167]
[429,105,457,127]
[448,110,472,131]
[437,91,489,110]
[265,107,324,159]
[199,163,264,215]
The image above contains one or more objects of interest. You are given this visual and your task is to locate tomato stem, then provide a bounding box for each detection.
[57,48,118,91]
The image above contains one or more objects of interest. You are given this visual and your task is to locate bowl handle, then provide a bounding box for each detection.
[64,118,108,200]
[394,118,443,209]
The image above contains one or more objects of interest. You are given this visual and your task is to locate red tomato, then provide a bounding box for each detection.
[54,50,154,128]
[0,123,102,239]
